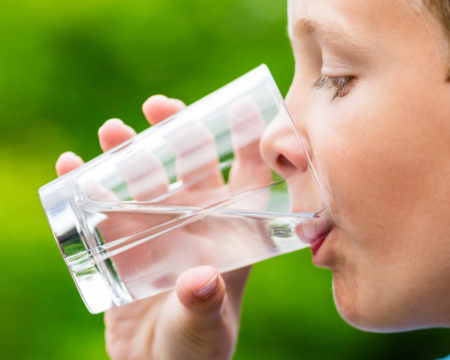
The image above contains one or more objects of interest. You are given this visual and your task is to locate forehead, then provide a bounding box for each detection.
[287,0,425,39]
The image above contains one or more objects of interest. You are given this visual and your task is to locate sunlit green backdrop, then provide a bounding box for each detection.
[1,0,448,359]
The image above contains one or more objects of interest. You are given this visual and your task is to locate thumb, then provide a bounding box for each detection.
[153,267,235,360]
[176,266,226,323]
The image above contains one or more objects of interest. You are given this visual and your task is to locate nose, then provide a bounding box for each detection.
[260,111,311,179]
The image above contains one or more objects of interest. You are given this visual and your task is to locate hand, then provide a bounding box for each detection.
[56,95,270,360]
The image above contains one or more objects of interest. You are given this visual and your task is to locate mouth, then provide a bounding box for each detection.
[295,208,334,258]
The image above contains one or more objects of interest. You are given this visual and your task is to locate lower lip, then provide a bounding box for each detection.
[310,235,327,257]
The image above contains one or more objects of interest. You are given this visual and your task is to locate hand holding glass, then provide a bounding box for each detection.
[39,65,331,313]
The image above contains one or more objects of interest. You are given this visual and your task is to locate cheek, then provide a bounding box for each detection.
[310,84,450,329]
[311,108,388,243]
[310,89,430,247]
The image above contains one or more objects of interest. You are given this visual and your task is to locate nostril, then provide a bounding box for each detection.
[260,127,309,177]
[276,154,296,173]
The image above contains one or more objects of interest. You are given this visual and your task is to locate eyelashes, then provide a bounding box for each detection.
[312,75,355,100]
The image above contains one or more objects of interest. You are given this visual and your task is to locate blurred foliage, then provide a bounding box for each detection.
[0,0,448,359]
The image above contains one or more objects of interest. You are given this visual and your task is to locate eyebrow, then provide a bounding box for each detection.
[289,15,370,53]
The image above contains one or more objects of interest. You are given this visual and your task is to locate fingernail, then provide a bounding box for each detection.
[168,98,185,108]
[193,273,218,299]
[146,94,168,104]
[99,118,123,132]
[60,151,75,157]
[124,124,136,136]
[59,151,82,161]
[106,118,124,125]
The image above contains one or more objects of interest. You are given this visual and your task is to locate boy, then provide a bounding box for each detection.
[56,0,450,358]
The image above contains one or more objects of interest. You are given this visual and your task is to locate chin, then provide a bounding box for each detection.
[331,275,428,333]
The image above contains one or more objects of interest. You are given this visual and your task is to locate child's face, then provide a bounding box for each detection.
[284,0,450,330]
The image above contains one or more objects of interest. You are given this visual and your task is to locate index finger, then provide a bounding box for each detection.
[142,95,186,126]
[56,152,84,177]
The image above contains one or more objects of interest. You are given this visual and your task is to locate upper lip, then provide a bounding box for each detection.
[295,208,334,245]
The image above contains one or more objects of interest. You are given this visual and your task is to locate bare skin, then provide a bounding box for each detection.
[284,0,450,331]
[56,0,450,358]
[57,96,253,360]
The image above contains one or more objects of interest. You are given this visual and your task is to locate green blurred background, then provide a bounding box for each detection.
[1,0,448,359]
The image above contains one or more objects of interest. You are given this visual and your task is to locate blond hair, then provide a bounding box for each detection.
[426,0,450,37]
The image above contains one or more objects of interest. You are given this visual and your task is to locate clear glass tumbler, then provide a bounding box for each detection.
[39,65,332,313]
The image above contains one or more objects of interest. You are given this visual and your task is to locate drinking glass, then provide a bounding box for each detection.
[39,65,332,313]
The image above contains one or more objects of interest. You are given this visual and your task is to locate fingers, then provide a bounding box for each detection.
[165,122,224,190]
[97,118,169,201]
[57,118,135,179]
[221,266,252,309]
[143,94,223,191]
[228,98,273,193]
[142,95,186,126]
[228,98,266,164]
[56,152,84,176]
[143,95,225,191]
[100,95,185,151]
[98,118,136,152]
[153,266,235,360]
[116,148,169,201]
[176,266,225,317]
